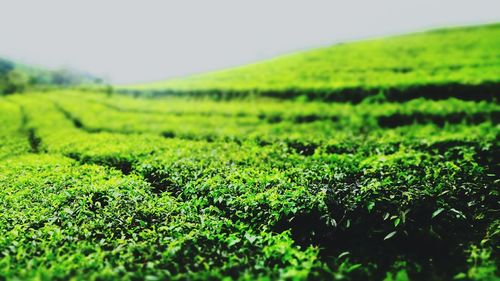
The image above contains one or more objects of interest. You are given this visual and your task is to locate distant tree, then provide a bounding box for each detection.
[2,70,29,94]
[51,69,82,85]
[0,59,27,95]
[1,60,104,94]
[10,70,28,91]
[105,84,114,97]
[0,59,14,76]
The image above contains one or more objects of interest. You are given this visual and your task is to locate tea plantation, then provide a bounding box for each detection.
[124,23,500,102]
[0,24,499,280]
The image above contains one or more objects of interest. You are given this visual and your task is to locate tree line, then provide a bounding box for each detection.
[0,58,105,95]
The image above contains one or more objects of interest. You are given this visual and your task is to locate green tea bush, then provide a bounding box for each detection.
[2,90,497,279]
[2,23,499,279]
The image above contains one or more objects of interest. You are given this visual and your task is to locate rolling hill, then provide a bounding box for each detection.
[123,23,500,101]
[0,23,499,280]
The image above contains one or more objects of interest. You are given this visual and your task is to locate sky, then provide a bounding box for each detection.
[0,0,499,84]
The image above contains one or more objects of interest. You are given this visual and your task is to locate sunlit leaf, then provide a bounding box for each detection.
[384,231,397,241]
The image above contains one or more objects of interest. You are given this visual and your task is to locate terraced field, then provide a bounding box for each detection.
[1,24,499,280]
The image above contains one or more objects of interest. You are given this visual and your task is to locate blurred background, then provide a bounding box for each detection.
[1,0,499,84]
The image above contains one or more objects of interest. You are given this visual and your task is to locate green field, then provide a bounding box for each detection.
[124,23,500,102]
[1,23,499,280]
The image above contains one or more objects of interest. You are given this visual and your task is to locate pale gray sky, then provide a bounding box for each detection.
[0,0,499,84]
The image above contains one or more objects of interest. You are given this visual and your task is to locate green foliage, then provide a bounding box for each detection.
[1,88,498,280]
[0,99,30,158]
[0,58,29,95]
[0,23,499,281]
[123,23,500,102]
[0,59,14,76]
[0,57,105,95]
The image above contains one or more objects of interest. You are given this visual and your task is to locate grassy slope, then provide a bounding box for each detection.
[123,23,500,101]
[1,23,499,280]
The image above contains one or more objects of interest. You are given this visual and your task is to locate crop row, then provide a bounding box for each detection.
[60,90,500,122]
[0,99,30,159]
[0,154,324,280]
[1,99,324,280]
[42,91,499,146]
[3,93,498,279]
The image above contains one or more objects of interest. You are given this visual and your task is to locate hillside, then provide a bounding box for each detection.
[0,23,499,280]
[124,23,500,101]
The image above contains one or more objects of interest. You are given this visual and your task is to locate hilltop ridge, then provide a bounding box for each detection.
[122,23,500,101]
